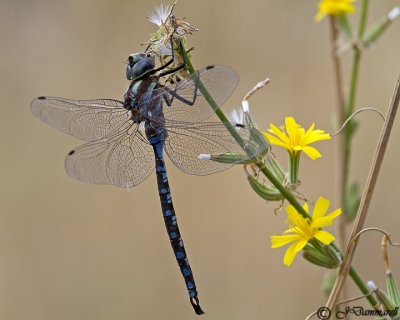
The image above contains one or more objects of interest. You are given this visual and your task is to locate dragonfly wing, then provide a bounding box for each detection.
[31,96,131,141]
[65,121,154,188]
[141,66,238,125]
[164,122,267,175]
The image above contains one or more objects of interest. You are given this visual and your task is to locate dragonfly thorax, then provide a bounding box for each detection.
[123,75,160,122]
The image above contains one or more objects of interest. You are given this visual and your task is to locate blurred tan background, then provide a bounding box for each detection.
[1,0,400,319]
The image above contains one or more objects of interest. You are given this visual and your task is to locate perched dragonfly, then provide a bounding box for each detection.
[31,38,265,314]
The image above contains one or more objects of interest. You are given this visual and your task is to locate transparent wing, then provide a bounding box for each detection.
[164,122,268,175]
[65,121,154,188]
[31,96,131,141]
[140,65,238,125]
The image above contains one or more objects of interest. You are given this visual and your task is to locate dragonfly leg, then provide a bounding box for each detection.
[158,41,186,77]
[150,33,187,76]
[161,72,200,107]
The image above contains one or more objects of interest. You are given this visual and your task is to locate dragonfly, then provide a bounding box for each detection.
[31,37,266,314]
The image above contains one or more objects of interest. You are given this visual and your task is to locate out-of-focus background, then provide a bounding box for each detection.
[1,1,400,319]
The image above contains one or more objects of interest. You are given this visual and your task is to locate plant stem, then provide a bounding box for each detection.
[329,13,348,309]
[181,43,246,150]
[343,48,360,191]
[326,72,400,312]
[180,40,378,309]
[329,15,346,249]
[349,265,377,307]
[343,0,369,204]
[288,152,300,186]
[358,0,369,38]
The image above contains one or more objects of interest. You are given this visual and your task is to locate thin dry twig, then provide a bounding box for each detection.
[330,107,386,136]
[325,73,400,311]
[329,13,347,306]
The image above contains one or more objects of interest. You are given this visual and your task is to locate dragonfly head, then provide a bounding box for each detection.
[126,53,155,81]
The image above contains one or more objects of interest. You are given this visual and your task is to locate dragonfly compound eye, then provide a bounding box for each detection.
[126,56,155,81]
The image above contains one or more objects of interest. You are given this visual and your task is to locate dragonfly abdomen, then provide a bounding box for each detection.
[151,140,204,315]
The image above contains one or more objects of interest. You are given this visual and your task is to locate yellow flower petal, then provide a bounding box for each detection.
[272,197,341,266]
[312,217,335,228]
[283,242,300,266]
[285,117,299,137]
[314,230,335,244]
[266,117,330,159]
[269,123,290,144]
[295,238,308,251]
[286,205,306,226]
[315,10,327,22]
[312,197,329,220]
[315,0,356,22]
[263,133,290,150]
[302,146,322,160]
[325,208,342,221]
[271,234,301,248]
[303,132,331,145]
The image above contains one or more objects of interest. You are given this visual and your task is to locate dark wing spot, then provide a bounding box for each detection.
[68,150,75,156]
[206,65,215,70]
[235,123,245,128]
[38,96,47,100]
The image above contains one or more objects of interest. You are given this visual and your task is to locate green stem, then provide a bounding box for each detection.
[288,152,300,185]
[343,49,360,194]
[343,0,368,213]
[349,265,378,307]
[180,40,377,309]
[181,43,246,150]
[329,242,378,306]
[358,0,369,38]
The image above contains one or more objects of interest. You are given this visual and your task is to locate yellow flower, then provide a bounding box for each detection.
[263,117,330,160]
[271,197,341,266]
[315,0,356,22]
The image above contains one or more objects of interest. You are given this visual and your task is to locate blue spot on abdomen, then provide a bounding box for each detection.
[187,281,194,289]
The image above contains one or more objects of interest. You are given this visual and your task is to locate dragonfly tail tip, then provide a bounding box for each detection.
[190,296,205,315]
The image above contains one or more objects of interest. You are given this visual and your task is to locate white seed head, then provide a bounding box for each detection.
[228,107,244,125]
[146,2,198,55]
[367,280,377,291]
[388,6,400,21]
[241,100,250,113]
[198,154,211,160]
[147,3,173,27]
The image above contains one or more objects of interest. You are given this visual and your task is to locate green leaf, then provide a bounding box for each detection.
[387,271,400,307]
[336,14,353,38]
[362,17,392,47]
[321,271,336,296]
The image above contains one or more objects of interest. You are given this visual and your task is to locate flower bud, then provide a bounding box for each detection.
[302,244,342,269]
[265,154,286,183]
[245,128,270,158]
[362,8,400,47]
[386,271,400,307]
[246,175,283,201]
[198,153,256,164]
[367,281,398,312]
